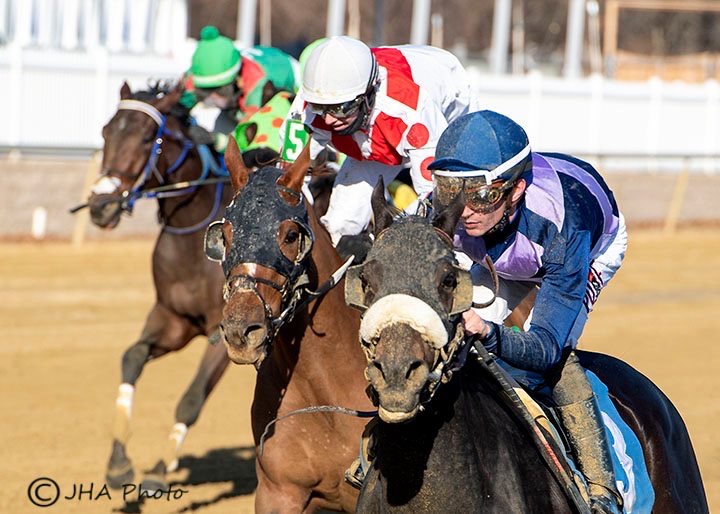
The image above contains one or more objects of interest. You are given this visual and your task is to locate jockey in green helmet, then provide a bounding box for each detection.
[182,26,299,152]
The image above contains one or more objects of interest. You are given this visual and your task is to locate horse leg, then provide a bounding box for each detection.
[106,304,198,490]
[254,469,313,514]
[140,337,229,493]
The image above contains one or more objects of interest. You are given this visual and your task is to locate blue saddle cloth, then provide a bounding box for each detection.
[498,360,655,513]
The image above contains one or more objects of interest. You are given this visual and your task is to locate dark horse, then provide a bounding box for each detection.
[344,184,708,512]
[203,141,372,511]
[86,81,334,492]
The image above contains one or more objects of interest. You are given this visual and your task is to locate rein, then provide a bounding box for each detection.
[258,405,377,457]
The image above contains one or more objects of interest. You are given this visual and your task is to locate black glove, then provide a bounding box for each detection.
[336,233,373,264]
[188,125,215,146]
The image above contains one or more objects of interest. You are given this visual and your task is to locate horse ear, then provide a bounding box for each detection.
[120,81,132,100]
[261,80,278,106]
[432,194,464,240]
[371,176,394,235]
[277,142,311,194]
[225,136,250,192]
[155,82,184,113]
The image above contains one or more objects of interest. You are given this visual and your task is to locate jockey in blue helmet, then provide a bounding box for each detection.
[429,111,648,514]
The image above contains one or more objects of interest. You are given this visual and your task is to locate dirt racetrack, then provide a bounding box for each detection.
[1,230,718,513]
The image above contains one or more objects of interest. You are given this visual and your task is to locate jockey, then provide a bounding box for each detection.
[429,110,635,514]
[182,25,299,152]
[281,35,476,245]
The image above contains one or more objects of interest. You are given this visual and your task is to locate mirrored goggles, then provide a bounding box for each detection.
[434,175,511,214]
[308,96,363,119]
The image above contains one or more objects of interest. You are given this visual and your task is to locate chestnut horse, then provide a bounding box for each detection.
[85,82,334,493]
[345,185,708,512]
[204,140,372,512]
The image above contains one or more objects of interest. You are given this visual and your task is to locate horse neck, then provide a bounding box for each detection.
[367,363,572,511]
[155,135,222,230]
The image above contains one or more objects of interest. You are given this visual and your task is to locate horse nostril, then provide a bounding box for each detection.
[406,360,423,380]
[371,360,385,380]
[243,323,264,339]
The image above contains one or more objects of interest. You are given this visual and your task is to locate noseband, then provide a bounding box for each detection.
[218,169,354,353]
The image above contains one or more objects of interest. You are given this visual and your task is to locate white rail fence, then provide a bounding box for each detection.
[0,49,718,171]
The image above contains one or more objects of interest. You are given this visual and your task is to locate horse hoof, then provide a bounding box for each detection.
[106,463,134,490]
[140,475,169,496]
[106,440,134,489]
[140,460,168,495]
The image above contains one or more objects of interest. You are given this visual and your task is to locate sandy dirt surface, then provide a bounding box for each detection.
[1,231,718,513]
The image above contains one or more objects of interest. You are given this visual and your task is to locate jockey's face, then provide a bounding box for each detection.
[309,95,364,133]
[320,111,359,132]
[460,179,526,237]
[196,83,236,110]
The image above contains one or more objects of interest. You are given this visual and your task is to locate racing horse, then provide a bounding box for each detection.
[86,81,334,492]
[203,140,373,511]
[345,183,708,512]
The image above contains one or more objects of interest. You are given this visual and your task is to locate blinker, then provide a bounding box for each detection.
[204,220,226,262]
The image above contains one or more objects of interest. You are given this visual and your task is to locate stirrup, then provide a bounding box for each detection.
[589,490,622,514]
[344,457,365,490]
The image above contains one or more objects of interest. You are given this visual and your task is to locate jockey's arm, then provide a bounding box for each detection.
[402,99,450,196]
[475,230,592,374]
[278,94,329,163]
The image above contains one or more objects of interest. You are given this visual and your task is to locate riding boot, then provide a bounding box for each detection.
[553,352,623,514]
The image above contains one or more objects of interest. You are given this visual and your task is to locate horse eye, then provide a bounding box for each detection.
[142,134,155,143]
[442,272,457,289]
[284,229,299,244]
[359,271,369,291]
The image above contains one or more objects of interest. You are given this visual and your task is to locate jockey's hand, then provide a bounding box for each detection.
[462,309,491,339]
[188,125,215,146]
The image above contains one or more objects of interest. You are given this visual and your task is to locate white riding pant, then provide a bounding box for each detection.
[320,157,431,245]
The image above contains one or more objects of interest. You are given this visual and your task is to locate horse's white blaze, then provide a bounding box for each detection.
[360,294,448,349]
[240,263,257,275]
[91,176,121,195]
[164,422,189,473]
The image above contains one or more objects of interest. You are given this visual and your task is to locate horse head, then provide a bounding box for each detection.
[204,140,315,366]
[345,181,471,422]
[88,81,186,228]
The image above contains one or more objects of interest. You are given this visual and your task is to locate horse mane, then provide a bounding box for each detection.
[131,79,191,123]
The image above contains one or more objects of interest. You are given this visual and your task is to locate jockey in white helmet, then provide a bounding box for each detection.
[280,36,477,245]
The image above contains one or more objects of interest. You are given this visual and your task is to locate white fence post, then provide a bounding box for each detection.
[489,0,511,75]
[704,79,719,174]
[326,0,346,38]
[60,0,81,50]
[410,0,431,46]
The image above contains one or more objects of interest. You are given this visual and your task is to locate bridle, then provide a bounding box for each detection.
[213,178,353,354]
[349,223,499,408]
[98,98,226,235]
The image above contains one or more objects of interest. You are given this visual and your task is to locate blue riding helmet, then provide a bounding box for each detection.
[429,110,532,212]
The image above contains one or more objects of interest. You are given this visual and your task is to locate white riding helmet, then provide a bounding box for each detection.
[302,36,377,105]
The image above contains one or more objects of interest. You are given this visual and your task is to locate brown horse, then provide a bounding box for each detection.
[204,140,372,512]
[86,81,335,493]
[345,186,708,512]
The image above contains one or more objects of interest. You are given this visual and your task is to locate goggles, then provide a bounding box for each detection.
[433,175,512,213]
[194,84,235,102]
[309,96,363,119]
